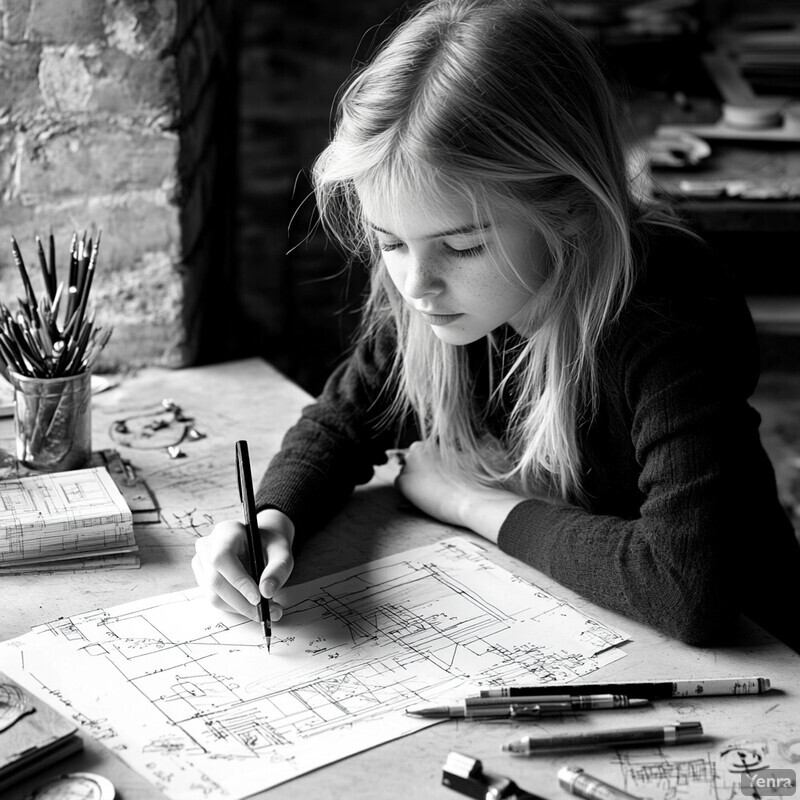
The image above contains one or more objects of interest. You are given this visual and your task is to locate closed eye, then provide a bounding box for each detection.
[444,243,486,258]
[376,241,486,257]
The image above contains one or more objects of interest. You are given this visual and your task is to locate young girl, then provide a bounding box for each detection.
[193,0,800,652]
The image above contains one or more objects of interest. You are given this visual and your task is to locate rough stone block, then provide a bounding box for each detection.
[105,0,175,58]
[26,0,105,44]
[91,250,186,369]
[38,45,178,116]
[0,41,41,111]
[0,126,18,197]
[16,123,179,204]
[1,0,33,42]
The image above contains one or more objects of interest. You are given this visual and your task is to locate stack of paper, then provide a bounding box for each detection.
[0,670,82,791]
[0,466,137,573]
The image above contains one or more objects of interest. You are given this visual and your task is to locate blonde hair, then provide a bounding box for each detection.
[313,0,677,503]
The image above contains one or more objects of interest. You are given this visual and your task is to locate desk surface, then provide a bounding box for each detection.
[1,358,799,800]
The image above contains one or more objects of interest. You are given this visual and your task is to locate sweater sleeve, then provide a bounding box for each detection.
[498,263,798,646]
[255,323,404,543]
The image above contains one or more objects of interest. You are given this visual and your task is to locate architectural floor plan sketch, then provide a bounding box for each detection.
[0,538,628,799]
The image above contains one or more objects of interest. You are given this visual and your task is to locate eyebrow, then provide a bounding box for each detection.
[367,221,491,239]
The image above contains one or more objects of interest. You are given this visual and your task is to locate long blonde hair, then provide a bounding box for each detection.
[313,0,676,503]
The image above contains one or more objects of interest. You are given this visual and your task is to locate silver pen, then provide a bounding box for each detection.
[407,701,573,719]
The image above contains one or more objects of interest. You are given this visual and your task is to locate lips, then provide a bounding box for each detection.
[418,311,464,326]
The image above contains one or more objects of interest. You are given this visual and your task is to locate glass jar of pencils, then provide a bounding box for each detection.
[10,369,92,472]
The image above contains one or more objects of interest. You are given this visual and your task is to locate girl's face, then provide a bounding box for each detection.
[358,183,546,345]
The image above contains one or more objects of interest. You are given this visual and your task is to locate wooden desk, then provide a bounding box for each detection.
[2,358,799,800]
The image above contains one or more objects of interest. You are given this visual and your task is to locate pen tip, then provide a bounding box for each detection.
[404,707,442,718]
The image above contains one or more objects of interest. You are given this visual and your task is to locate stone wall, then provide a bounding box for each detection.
[0,1,411,386]
[0,0,237,371]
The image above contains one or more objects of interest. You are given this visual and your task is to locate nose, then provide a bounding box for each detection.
[402,252,444,299]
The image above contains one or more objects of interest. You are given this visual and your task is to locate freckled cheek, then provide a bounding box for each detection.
[462,274,513,305]
[381,257,404,290]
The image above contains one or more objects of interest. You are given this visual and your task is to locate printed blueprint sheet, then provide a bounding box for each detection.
[0,538,628,799]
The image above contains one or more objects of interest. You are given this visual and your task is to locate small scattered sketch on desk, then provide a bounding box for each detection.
[99,395,243,535]
[0,466,137,572]
[604,734,800,799]
[0,538,628,799]
[109,397,207,461]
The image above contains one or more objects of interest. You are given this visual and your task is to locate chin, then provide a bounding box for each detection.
[430,326,486,346]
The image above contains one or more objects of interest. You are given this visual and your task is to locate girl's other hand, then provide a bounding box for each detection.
[192,508,295,623]
[394,439,525,543]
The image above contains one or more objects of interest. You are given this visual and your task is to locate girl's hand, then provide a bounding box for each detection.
[394,440,525,543]
[192,508,295,623]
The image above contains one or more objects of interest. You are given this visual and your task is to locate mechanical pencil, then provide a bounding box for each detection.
[464,694,648,710]
[503,721,704,753]
[478,677,770,700]
[235,440,271,652]
[407,702,573,719]
[558,766,644,800]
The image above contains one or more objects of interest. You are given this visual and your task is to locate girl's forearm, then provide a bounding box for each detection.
[460,490,526,544]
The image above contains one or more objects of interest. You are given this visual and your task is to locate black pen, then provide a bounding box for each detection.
[235,440,271,651]
[477,677,771,700]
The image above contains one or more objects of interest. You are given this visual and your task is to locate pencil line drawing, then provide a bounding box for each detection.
[0,537,627,799]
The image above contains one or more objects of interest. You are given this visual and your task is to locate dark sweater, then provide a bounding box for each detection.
[256,229,800,652]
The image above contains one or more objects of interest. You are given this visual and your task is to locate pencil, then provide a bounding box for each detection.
[36,236,55,300]
[235,440,272,651]
[10,236,38,312]
[0,232,111,379]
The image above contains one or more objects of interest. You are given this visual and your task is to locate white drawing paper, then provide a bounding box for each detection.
[0,538,628,798]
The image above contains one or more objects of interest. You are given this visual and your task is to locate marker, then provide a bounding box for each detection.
[407,702,573,719]
[503,721,704,753]
[464,694,648,710]
[478,677,770,700]
[558,766,644,800]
